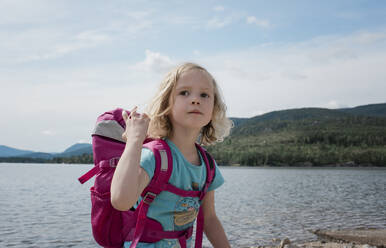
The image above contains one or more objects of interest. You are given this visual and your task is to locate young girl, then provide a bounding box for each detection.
[111,62,232,248]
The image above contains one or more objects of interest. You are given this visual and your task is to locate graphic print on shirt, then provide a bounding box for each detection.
[173,197,200,231]
[191,182,199,190]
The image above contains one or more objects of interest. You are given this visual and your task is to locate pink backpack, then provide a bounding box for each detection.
[78,108,215,248]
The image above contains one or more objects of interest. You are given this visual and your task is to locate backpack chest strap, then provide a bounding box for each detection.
[163,183,204,198]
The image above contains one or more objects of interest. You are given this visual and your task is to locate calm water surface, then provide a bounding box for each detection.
[0,163,385,247]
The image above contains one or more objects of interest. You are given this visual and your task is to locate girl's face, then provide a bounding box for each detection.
[169,69,215,132]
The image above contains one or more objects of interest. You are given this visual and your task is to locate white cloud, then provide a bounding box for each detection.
[76,30,111,43]
[0,0,67,25]
[42,129,56,136]
[213,6,225,12]
[325,100,348,109]
[354,32,386,44]
[0,5,156,65]
[125,10,153,20]
[131,49,175,74]
[281,71,308,81]
[246,16,270,28]
[109,11,154,36]
[206,16,235,29]
[0,27,114,64]
[193,50,201,56]
[336,11,362,20]
[41,30,113,60]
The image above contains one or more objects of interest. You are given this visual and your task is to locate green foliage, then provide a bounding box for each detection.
[0,153,94,164]
[50,153,94,164]
[207,109,386,167]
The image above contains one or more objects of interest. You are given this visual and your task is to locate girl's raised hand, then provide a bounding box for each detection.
[121,106,150,143]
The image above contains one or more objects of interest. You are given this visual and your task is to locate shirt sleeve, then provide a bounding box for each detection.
[140,147,156,180]
[207,160,225,191]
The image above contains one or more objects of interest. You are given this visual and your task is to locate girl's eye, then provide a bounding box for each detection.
[201,93,209,98]
[179,90,189,96]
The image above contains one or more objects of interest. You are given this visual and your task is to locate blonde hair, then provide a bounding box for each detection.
[146,62,233,146]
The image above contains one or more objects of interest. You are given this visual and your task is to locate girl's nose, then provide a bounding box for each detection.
[191,95,200,105]
[191,93,201,105]
[191,99,200,105]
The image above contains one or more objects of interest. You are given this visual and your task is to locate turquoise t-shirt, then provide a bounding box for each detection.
[124,139,224,248]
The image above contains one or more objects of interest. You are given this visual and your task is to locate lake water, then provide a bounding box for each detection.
[0,163,385,248]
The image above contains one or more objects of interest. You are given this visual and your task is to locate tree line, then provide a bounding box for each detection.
[0,153,93,164]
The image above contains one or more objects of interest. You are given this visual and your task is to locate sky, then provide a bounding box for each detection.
[1,0,386,153]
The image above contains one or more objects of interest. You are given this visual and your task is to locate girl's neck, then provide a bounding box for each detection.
[169,124,200,146]
[169,133,197,151]
[169,128,200,163]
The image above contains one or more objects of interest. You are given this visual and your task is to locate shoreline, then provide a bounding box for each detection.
[248,229,386,248]
[226,162,386,168]
[224,165,386,169]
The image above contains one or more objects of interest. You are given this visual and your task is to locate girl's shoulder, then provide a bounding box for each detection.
[140,147,156,179]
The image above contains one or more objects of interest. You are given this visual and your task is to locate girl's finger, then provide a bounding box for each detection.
[122,110,129,121]
[129,106,138,117]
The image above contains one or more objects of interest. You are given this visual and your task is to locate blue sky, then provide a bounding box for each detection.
[1,0,386,152]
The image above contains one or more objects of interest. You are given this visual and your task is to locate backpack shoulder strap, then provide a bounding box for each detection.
[141,139,173,199]
[194,143,216,248]
[128,139,173,247]
[195,143,216,199]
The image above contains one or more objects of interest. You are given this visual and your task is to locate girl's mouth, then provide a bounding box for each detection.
[188,110,203,115]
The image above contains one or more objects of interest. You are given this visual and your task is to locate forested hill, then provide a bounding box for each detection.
[338,103,386,117]
[208,103,386,167]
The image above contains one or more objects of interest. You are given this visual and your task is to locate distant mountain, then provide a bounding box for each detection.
[338,103,386,117]
[250,107,351,122]
[239,103,386,125]
[0,145,35,157]
[230,117,249,128]
[0,143,92,159]
[63,143,92,153]
[17,152,55,160]
[207,102,386,166]
[230,103,386,136]
[58,143,92,158]
[231,108,350,136]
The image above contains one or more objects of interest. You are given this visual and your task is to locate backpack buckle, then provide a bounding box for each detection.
[143,192,157,205]
[109,157,120,167]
